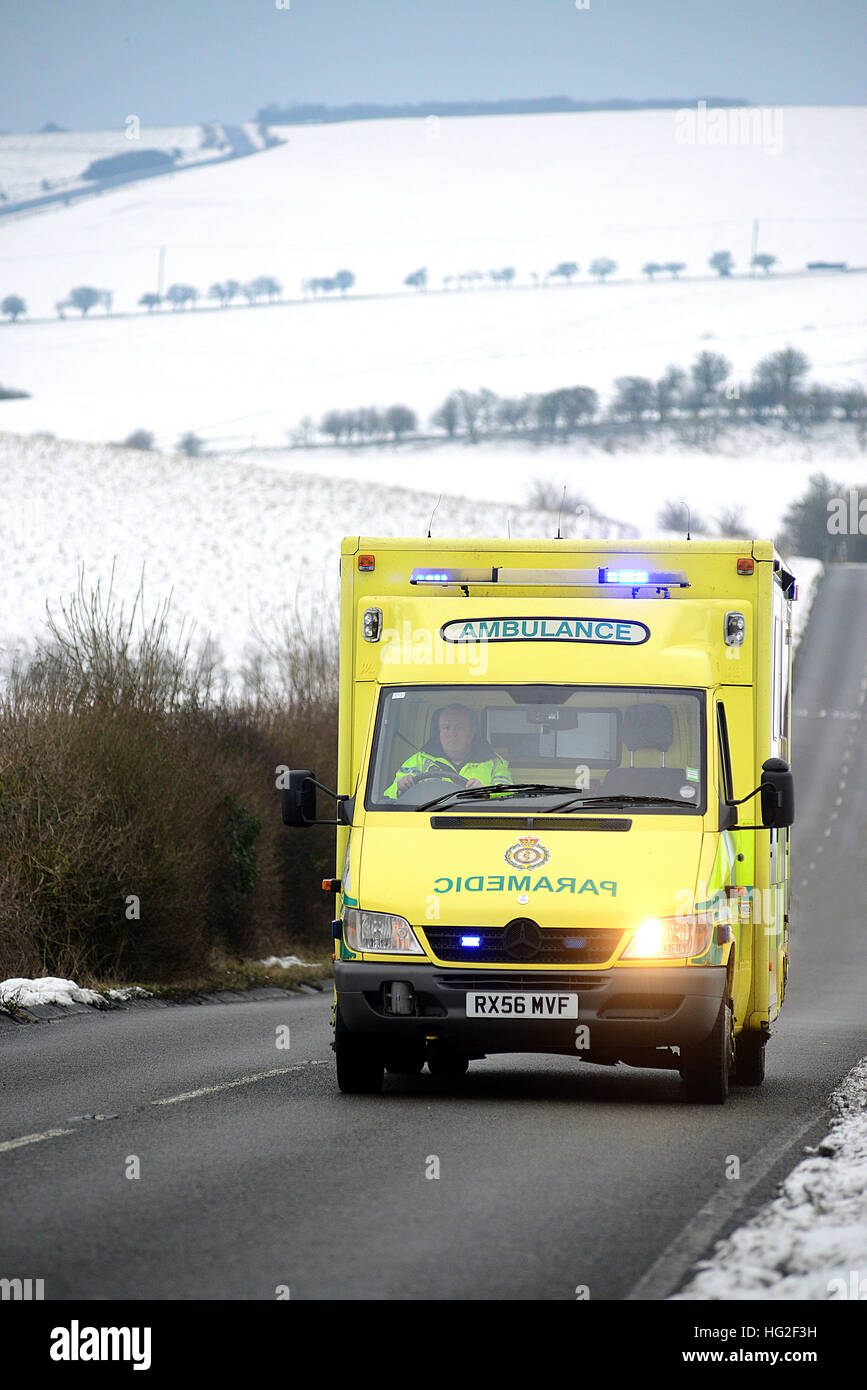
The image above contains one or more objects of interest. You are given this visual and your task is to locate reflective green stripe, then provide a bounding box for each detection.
[383,751,511,799]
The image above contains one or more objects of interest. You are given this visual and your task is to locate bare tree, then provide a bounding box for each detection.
[691,351,731,400]
[613,376,655,428]
[709,250,735,277]
[432,394,461,438]
[1,294,26,321]
[68,286,101,316]
[657,499,706,534]
[122,429,155,450]
[385,404,417,439]
[714,506,751,537]
[177,432,204,456]
[589,257,617,282]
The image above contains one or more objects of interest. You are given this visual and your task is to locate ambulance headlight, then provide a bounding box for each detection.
[622,914,715,959]
[343,909,424,955]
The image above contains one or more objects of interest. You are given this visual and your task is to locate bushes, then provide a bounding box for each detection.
[0,576,338,984]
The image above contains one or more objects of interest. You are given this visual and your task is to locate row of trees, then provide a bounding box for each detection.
[293,349,866,450]
[0,278,285,322]
[0,250,801,323]
[319,404,418,442]
[119,429,204,455]
[408,251,776,292]
[139,276,284,312]
[302,270,355,296]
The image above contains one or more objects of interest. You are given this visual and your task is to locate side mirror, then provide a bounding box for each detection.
[760,757,794,829]
[281,769,316,827]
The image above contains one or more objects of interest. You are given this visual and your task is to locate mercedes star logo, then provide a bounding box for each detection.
[502,917,543,961]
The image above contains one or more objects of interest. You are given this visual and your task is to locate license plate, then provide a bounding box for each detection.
[465,992,578,1019]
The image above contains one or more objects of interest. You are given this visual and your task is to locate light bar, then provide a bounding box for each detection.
[411,567,496,585]
[602,568,649,585]
[410,566,689,589]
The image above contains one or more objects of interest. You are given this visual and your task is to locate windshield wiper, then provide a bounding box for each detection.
[547,793,697,813]
[416,782,571,813]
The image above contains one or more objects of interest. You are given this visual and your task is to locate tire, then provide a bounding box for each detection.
[733,1029,767,1087]
[334,1007,384,1094]
[427,1050,469,1080]
[680,999,733,1104]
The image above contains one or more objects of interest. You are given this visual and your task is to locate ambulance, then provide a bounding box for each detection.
[281,538,796,1103]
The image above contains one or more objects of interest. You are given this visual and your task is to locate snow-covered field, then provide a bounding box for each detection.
[240,427,866,538]
[0,124,233,206]
[0,430,835,679]
[0,431,565,673]
[674,1059,867,1300]
[0,106,865,447]
[3,273,866,450]
[3,106,866,312]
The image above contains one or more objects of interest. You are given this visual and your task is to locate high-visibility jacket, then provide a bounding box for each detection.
[384,747,511,800]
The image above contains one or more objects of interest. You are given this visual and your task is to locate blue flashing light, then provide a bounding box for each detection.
[460,935,482,948]
[564,936,588,949]
[602,568,649,586]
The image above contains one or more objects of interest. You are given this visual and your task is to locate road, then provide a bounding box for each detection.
[1,565,865,1301]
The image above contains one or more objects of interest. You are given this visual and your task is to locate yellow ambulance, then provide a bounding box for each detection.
[281,538,796,1104]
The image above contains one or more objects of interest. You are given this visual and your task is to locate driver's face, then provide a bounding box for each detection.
[438,711,474,765]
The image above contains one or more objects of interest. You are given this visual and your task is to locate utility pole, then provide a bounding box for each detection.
[750,219,759,277]
[157,245,166,298]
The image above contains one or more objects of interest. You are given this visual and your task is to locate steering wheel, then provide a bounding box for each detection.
[397,771,468,797]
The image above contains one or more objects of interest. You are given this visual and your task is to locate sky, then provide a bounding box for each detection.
[1,0,866,132]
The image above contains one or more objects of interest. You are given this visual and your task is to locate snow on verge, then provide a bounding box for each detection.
[259,956,320,969]
[673,1058,867,1300]
[0,976,106,1010]
[788,556,824,655]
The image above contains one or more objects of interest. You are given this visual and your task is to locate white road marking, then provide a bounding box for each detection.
[153,1060,329,1106]
[1,1061,330,1153]
[0,1127,74,1153]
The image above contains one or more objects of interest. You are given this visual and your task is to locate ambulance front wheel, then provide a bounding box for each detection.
[335,1007,384,1094]
[733,1029,766,1086]
[679,999,733,1104]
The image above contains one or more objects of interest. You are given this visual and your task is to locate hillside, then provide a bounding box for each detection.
[0,124,244,208]
[0,105,864,448]
[0,430,840,683]
[0,432,574,677]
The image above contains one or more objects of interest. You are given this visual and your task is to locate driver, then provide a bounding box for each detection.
[384,704,512,799]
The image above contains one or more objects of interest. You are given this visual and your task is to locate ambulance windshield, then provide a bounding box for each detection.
[366,684,706,813]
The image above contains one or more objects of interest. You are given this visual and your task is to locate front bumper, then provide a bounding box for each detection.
[335,960,727,1059]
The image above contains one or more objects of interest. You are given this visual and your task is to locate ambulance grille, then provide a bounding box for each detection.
[434,972,607,992]
[424,927,623,965]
